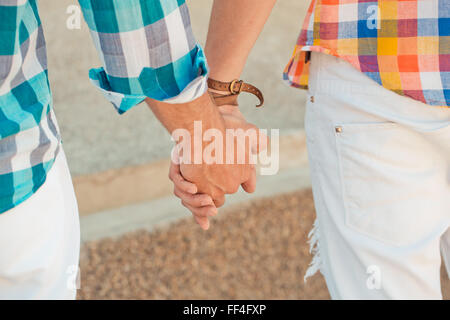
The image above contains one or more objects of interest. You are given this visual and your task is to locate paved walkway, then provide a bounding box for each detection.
[77,190,450,300]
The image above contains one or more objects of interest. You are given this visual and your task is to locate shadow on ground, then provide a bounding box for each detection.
[78,189,449,300]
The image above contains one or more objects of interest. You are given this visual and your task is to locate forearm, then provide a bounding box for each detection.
[205,0,277,81]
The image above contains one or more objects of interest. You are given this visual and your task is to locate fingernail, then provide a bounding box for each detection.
[209,208,218,216]
[201,199,212,206]
[189,186,197,194]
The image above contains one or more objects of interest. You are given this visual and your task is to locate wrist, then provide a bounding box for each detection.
[146,93,228,166]
[146,92,226,135]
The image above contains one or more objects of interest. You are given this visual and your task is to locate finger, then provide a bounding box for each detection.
[194,215,210,230]
[182,200,216,218]
[195,205,218,217]
[175,188,216,213]
[212,193,226,208]
[169,162,197,194]
[241,166,256,193]
[182,201,211,230]
[189,204,217,218]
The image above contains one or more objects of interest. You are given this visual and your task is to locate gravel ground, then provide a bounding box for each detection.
[78,189,449,300]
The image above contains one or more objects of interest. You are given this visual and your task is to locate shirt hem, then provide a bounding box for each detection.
[0,143,61,215]
[283,45,449,108]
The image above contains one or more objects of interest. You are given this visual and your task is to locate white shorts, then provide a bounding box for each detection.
[305,52,450,299]
[0,148,80,299]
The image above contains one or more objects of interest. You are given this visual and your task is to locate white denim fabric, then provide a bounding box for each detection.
[0,149,80,300]
[304,52,450,299]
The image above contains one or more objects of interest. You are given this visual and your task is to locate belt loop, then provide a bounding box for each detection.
[308,51,319,96]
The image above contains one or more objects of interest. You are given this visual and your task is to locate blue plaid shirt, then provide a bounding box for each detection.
[0,0,208,213]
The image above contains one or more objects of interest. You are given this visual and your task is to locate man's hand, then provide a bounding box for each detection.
[170,104,268,230]
[147,93,265,229]
[178,104,261,207]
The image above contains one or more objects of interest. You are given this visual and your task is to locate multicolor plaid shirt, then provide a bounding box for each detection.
[283,0,449,107]
[0,0,207,214]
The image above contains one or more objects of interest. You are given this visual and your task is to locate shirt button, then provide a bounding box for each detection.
[310,96,315,103]
[335,126,343,133]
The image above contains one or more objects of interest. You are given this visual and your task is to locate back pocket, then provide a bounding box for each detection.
[335,121,445,246]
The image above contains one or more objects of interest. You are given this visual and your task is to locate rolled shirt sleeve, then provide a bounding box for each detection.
[78,0,208,114]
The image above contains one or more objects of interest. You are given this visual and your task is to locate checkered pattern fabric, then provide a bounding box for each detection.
[283,0,449,107]
[0,0,61,213]
[0,0,207,214]
[79,0,208,114]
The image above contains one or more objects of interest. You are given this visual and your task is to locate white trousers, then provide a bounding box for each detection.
[305,52,450,299]
[0,149,80,299]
